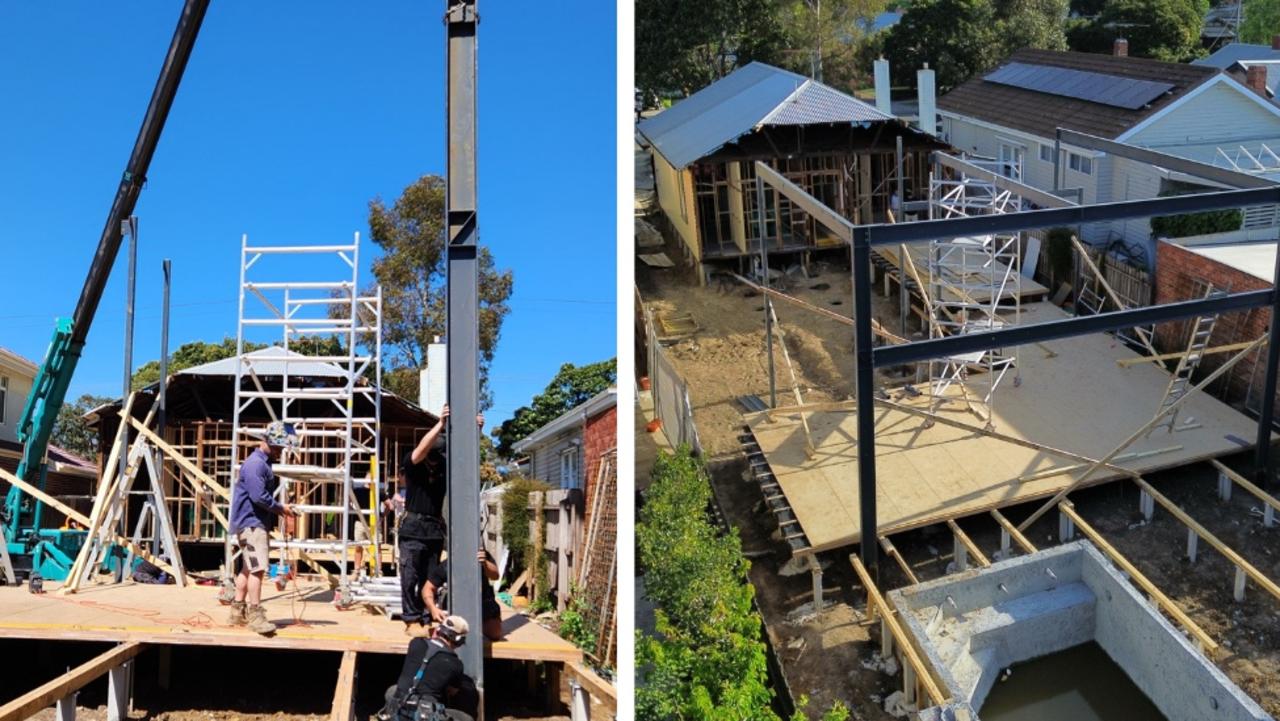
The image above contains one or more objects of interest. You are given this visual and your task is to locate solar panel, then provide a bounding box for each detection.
[984,62,1174,110]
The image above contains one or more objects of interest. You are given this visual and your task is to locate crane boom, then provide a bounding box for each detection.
[4,0,210,558]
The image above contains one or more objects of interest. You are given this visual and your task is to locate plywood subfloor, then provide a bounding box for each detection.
[746,301,1264,553]
[874,242,1050,302]
[0,581,581,662]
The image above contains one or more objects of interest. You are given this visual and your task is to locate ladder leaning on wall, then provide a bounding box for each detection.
[222,234,384,605]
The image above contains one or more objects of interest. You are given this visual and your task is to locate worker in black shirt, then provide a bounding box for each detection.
[424,549,503,641]
[399,404,483,636]
[378,615,478,721]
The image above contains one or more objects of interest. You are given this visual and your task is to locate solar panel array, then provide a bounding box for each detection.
[984,62,1174,110]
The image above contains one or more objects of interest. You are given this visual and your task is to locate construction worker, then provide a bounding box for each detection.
[378,615,478,721]
[398,405,482,637]
[228,421,298,635]
[423,549,503,641]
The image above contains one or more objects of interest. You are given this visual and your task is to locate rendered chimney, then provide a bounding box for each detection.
[874,57,892,115]
[1114,38,1129,57]
[1247,64,1269,96]
[917,63,937,137]
[1272,34,1280,50]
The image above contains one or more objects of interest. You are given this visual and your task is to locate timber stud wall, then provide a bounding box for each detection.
[1154,240,1276,419]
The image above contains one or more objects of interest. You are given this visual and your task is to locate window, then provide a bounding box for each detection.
[998,140,1024,179]
[1039,144,1054,163]
[1068,152,1093,175]
[0,376,6,424]
[560,446,580,489]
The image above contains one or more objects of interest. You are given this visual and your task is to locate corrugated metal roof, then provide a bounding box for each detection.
[637,62,893,169]
[177,346,352,380]
[1196,43,1280,69]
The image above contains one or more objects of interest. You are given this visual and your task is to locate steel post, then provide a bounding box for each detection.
[757,173,776,407]
[158,259,171,432]
[852,227,879,583]
[117,218,138,558]
[1254,244,1280,490]
[445,0,483,686]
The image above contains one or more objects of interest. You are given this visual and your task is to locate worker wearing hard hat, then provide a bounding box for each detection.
[228,421,298,635]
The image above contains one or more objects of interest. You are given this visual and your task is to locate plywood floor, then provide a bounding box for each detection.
[0,580,581,661]
[745,301,1264,553]
[874,242,1050,302]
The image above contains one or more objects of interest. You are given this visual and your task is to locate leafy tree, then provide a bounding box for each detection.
[636,0,791,98]
[1240,0,1280,44]
[1066,0,1207,62]
[492,358,617,458]
[775,0,889,92]
[364,175,513,410]
[51,394,114,461]
[996,0,1069,53]
[882,0,1003,91]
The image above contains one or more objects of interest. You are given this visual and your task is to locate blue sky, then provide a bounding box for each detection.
[0,2,617,434]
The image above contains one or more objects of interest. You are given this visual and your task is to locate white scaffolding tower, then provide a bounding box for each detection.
[925,168,1023,426]
[223,234,383,602]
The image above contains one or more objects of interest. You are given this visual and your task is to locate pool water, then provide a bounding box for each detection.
[979,642,1166,721]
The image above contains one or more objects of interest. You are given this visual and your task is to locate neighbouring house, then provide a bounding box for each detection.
[938,44,1280,265]
[0,347,99,526]
[1195,36,1280,104]
[1202,2,1243,45]
[1153,235,1279,423]
[637,61,946,280]
[512,387,617,498]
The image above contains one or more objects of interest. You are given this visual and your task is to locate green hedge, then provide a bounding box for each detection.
[637,448,848,721]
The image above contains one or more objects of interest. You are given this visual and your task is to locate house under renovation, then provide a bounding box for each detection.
[637,61,947,278]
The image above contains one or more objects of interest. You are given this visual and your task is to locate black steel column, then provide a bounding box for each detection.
[158,259,171,431]
[1254,245,1280,490]
[757,175,776,407]
[445,0,483,685]
[852,227,879,583]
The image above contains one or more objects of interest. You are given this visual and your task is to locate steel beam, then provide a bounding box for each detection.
[853,228,879,581]
[1057,128,1278,189]
[858,187,1280,246]
[931,152,1077,209]
[445,0,483,685]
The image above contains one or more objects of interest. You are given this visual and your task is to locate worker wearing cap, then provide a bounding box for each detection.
[378,615,478,721]
[398,404,482,637]
[228,421,298,635]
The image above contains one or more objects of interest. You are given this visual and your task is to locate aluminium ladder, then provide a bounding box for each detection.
[1150,284,1225,435]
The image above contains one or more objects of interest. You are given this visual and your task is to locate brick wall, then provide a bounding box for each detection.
[582,404,617,532]
[1153,240,1273,415]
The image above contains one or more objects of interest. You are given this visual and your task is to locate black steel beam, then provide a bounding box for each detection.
[855,187,1280,246]
[931,152,1077,209]
[873,289,1274,367]
[852,227,879,582]
[1057,128,1278,190]
[445,0,483,684]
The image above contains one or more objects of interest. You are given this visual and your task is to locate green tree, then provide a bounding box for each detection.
[365,175,513,410]
[1066,0,1207,62]
[493,358,617,458]
[882,0,1003,91]
[996,0,1069,53]
[636,0,791,98]
[1241,0,1280,44]
[51,394,114,462]
[131,337,268,390]
[776,0,889,92]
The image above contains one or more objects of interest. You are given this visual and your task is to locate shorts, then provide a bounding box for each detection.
[353,519,371,543]
[236,527,271,574]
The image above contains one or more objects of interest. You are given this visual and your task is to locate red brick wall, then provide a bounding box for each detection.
[582,404,616,531]
[1153,240,1272,414]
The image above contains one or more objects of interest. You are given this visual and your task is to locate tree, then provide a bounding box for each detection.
[365,175,514,410]
[493,358,617,458]
[636,0,791,99]
[882,0,1003,91]
[51,394,114,462]
[775,0,889,92]
[996,0,1069,53]
[1240,0,1280,44]
[131,337,268,390]
[1066,0,1207,62]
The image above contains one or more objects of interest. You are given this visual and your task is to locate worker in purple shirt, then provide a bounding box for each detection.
[228,421,298,635]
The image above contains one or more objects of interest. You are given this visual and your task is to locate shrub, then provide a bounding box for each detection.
[1151,207,1242,239]
[500,474,552,608]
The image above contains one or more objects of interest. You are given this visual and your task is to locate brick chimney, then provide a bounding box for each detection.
[1247,64,1269,96]
[1114,38,1129,57]
[1272,34,1280,50]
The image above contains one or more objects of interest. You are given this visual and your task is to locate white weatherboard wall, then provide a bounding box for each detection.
[0,355,35,445]
[1121,78,1280,162]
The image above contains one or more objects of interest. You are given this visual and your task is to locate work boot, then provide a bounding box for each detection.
[228,600,247,626]
[246,605,277,635]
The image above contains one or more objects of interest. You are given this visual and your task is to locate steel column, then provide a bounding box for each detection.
[158,259,171,432]
[1254,245,1280,490]
[114,217,138,551]
[757,174,776,407]
[852,228,879,582]
[445,0,483,685]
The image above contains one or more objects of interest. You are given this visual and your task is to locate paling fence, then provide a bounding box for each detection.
[639,291,702,455]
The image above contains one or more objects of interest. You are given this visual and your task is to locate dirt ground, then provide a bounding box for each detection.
[638,245,1280,719]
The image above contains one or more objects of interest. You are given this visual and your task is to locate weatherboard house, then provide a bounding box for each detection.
[638,61,945,279]
[939,45,1280,264]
